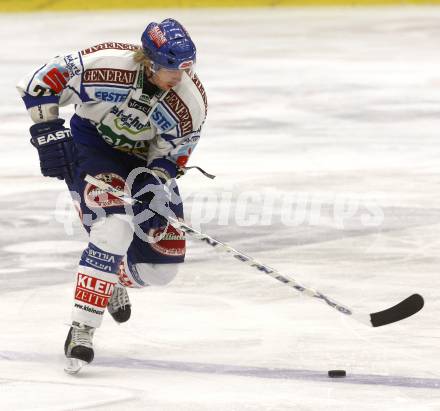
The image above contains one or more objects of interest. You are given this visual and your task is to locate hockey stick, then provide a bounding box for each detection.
[83,174,424,327]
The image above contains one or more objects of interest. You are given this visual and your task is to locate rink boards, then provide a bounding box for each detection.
[2,0,440,12]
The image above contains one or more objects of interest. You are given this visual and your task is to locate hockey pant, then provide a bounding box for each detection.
[67,141,185,328]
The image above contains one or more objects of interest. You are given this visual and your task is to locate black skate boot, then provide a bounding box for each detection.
[107,283,131,323]
[64,321,95,374]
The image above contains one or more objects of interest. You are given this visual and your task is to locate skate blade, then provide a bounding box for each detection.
[64,358,88,375]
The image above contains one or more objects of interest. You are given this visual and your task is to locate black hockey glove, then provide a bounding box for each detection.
[30,119,75,183]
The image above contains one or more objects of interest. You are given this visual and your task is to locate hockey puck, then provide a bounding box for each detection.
[328,370,346,378]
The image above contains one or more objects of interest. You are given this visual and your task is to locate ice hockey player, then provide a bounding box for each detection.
[16,18,207,374]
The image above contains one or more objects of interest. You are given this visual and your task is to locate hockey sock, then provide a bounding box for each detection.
[72,242,124,328]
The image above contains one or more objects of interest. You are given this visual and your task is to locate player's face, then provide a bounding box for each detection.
[151,68,184,90]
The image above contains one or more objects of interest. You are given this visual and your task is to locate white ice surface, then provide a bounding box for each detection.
[1,7,440,410]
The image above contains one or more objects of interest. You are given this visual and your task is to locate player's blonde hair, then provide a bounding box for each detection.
[133,47,153,75]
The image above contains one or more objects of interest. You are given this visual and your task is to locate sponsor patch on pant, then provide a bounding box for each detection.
[84,172,127,208]
[117,261,135,288]
[148,224,186,256]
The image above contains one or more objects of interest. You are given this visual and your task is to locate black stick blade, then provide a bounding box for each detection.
[370,294,424,327]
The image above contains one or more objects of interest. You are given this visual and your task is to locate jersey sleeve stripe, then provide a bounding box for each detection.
[21,93,59,109]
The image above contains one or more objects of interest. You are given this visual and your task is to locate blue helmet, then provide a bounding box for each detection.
[141,18,196,71]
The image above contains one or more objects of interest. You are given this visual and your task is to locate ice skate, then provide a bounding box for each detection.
[107,283,131,323]
[64,321,95,375]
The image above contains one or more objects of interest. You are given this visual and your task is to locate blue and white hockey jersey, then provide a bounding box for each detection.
[16,42,208,177]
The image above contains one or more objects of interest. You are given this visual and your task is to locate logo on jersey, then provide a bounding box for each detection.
[110,108,151,135]
[148,26,167,48]
[83,68,136,86]
[128,98,152,115]
[150,104,177,133]
[172,133,199,167]
[176,155,189,167]
[100,132,150,154]
[64,54,81,77]
[94,87,129,103]
[41,65,70,94]
[84,173,127,208]
[181,133,200,145]
[139,94,151,104]
[164,91,193,135]
[148,224,186,257]
[80,42,138,56]
[192,73,208,115]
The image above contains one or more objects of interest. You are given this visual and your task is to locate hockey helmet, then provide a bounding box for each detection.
[141,18,196,71]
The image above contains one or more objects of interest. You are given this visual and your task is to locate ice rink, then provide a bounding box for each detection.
[1,6,440,410]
